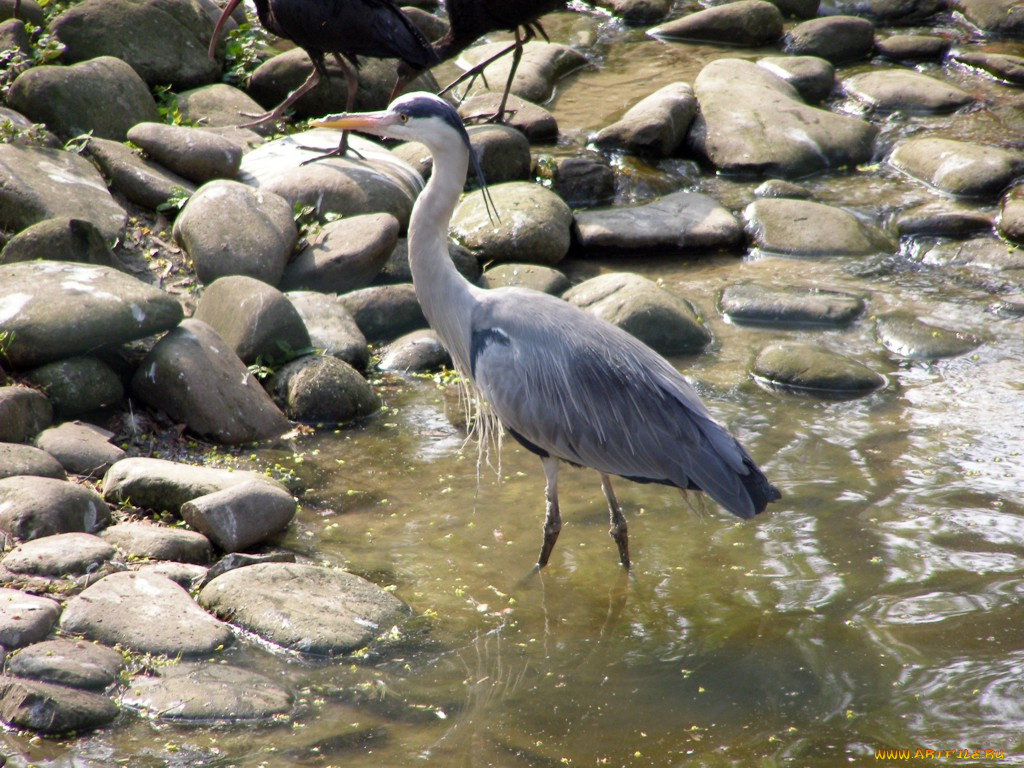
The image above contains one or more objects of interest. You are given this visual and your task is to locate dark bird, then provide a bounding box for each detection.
[207,0,440,128]
[315,93,781,569]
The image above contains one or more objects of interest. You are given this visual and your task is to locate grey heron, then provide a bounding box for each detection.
[315,93,781,568]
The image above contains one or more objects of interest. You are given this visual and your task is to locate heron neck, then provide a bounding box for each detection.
[407,139,477,377]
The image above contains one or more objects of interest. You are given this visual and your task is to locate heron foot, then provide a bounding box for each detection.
[609,520,630,569]
[536,520,561,568]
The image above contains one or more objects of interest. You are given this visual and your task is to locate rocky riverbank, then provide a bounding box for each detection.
[0,0,1021,747]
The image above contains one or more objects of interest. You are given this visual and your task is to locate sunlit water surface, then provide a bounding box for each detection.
[9,4,1024,767]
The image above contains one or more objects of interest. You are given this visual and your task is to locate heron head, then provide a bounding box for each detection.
[313,92,470,148]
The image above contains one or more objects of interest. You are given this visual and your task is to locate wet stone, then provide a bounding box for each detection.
[197,562,411,657]
[122,663,293,722]
[953,0,1024,37]
[590,82,697,158]
[378,329,451,373]
[648,0,783,47]
[997,186,1024,245]
[460,41,587,106]
[920,236,1024,271]
[952,51,1024,86]
[783,16,875,64]
[61,571,233,657]
[753,179,812,199]
[0,675,118,735]
[0,385,53,444]
[34,421,124,479]
[7,638,124,691]
[180,479,297,553]
[457,93,559,144]
[100,521,212,565]
[0,443,66,481]
[377,239,481,285]
[0,476,111,542]
[1,533,116,577]
[753,341,886,396]
[267,355,380,426]
[0,588,60,650]
[719,283,866,327]
[756,55,835,104]
[875,315,984,360]
[875,34,951,61]
[889,137,1024,199]
[479,264,571,295]
[286,291,370,370]
[896,200,995,237]
[744,198,887,257]
[533,154,616,208]
[26,357,124,421]
[843,70,973,114]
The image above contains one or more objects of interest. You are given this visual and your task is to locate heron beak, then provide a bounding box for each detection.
[311,112,399,136]
[208,0,243,60]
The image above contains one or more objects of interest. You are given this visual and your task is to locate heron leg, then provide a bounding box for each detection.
[536,456,562,568]
[600,473,630,568]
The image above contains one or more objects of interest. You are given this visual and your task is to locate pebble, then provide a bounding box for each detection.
[0,475,111,542]
[875,314,984,360]
[26,357,124,421]
[889,137,1024,199]
[0,588,60,649]
[783,16,875,64]
[267,355,381,424]
[100,521,213,564]
[719,283,866,327]
[590,82,697,157]
[0,675,118,734]
[753,342,887,396]
[744,198,888,257]
[842,70,973,113]
[1,532,116,577]
[648,0,783,47]
[379,329,452,373]
[33,421,124,478]
[286,291,370,370]
[180,479,298,553]
[280,213,399,294]
[479,264,571,295]
[7,638,124,690]
[0,443,66,481]
[84,135,197,211]
[338,284,427,342]
[0,386,53,444]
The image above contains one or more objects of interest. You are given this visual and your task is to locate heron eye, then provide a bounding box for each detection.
[399,113,409,124]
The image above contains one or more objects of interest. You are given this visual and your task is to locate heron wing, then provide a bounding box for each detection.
[468,288,771,518]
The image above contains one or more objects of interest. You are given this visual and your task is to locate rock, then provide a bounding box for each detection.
[122,663,292,721]
[573,190,742,255]
[199,551,296,587]
[563,273,711,355]
[896,200,994,237]
[61,571,233,657]
[174,82,278,137]
[0,588,60,648]
[280,213,399,293]
[951,0,1024,36]
[286,291,370,370]
[51,0,220,88]
[648,0,783,46]
[130,319,292,445]
[0,0,44,26]
[875,314,984,360]
[0,218,122,268]
[602,0,671,23]
[452,181,572,265]
[783,16,875,64]
[888,137,1024,199]
[744,198,888,257]
[876,34,951,61]
[467,124,533,183]
[753,179,813,199]
[458,93,559,143]
[753,341,886,395]
[0,385,53,443]
[590,82,696,157]
[82,136,198,211]
[7,638,124,690]
[132,561,208,588]
[338,283,427,342]
[33,422,125,478]
[192,275,312,365]
[689,59,877,178]
[172,180,298,286]
[719,283,866,326]
[0,476,111,542]
[0,145,127,241]
[0,443,66,481]
[100,521,212,564]
[126,122,243,184]
[7,55,160,141]
[198,563,411,656]
[919,236,1024,271]
[952,51,1024,86]
[843,70,973,114]
[378,329,451,373]
[533,153,616,208]
[1,532,116,577]
[479,264,571,295]
[26,357,124,420]
[998,186,1024,245]
[266,355,380,424]
[832,0,944,22]
[0,261,184,369]
[460,41,588,105]
[0,675,118,734]
[102,457,287,516]
[180,479,297,552]
[377,239,481,285]
[756,55,835,103]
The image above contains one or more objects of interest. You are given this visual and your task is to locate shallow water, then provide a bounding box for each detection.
[11,4,1024,767]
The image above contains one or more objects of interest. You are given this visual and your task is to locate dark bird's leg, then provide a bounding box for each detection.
[536,456,562,568]
[600,474,630,568]
[239,67,321,127]
[301,54,362,164]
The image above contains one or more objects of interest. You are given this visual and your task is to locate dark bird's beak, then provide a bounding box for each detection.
[209,0,243,60]
[311,111,399,134]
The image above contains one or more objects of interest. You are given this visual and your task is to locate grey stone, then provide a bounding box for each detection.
[0,675,118,734]
[61,571,233,656]
[951,0,1024,36]
[174,82,278,137]
[843,70,973,114]
[7,55,160,141]
[27,357,124,420]
[590,82,697,157]
[172,180,297,286]
[832,0,943,22]
[953,51,1024,85]
[896,200,995,237]
[744,198,888,257]
[648,0,784,46]
[122,663,292,721]
[0,0,44,27]
[467,124,533,183]
[998,186,1024,245]
[563,273,711,355]
[452,181,572,265]
[1,532,116,577]
[377,239,481,285]
[82,136,197,211]
[130,319,292,445]
[458,93,559,143]
[753,179,813,199]
[100,521,212,564]
[602,0,671,23]
[286,291,370,370]
[280,213,399,293]
[753,341,886,395]
[756,55,835,103]
[875,314,984,360]
[459,41,588,105]
[0,588,60,648]
[0,443,66,481]
[7,638,124,690]
[132,561,208,588]
[127,122,243,184]
[0,218,122,268]
[33,422,124,478]
[266,355,380,425]
[783,16,875,64]
[102,457,287,516]
[0,145,127,241]
[379,329,451,373]
[0,476,111,542]
[719,283,866,326]
[180,479,297,552]
[876,34,951,61]
[919,236,1024,271]
[198,562,411,656]
[192,275,312,365]
[573,190,742,255]
[338,283,427,342]
[889,137,1024,199]
[533,153,615,208]
[0,386,53,443]
[0,261,184,369]
[479,264,571,295]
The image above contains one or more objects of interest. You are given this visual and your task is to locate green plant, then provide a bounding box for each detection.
[247,342,318,380]
[221,22,272,87]
[0,26,65,97]
[157,186,192,214]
